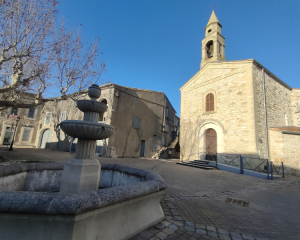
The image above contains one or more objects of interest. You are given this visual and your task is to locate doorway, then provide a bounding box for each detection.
[140,140,146,157]
[3,126,13,145]
[40,129,52,149]
[205,128,217,160]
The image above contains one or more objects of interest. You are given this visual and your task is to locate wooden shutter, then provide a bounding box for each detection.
[206,93,214,112]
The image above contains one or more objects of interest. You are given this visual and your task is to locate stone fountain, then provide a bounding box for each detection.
[59,84,114,194]
[0,84,166,240]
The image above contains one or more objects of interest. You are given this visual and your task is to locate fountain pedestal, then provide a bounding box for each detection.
[60,158,101,194]
[59,84,115,194]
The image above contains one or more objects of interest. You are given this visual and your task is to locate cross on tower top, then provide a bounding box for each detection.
[211,3,216,10]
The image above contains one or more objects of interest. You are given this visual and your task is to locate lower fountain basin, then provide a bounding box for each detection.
[60,120,115,140]
[0,163,166,240]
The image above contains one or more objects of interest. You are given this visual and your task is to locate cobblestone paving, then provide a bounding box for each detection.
[130,177,300,240]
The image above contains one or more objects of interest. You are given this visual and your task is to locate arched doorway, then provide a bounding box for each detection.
[206,128,217,160]
[40,129,52,149]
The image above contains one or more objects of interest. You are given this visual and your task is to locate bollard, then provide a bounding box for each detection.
[240,155,244,174]
[282,162,285,178]
[270,161,273,180]
[267,159,270,179]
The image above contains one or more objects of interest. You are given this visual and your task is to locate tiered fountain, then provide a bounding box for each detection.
[59,84,115,194]
[0,84,166,240]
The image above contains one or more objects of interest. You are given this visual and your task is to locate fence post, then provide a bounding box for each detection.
[270,161,273,180]
[282,162,285,178]
[240,155,244,174]
[267,159,270,179]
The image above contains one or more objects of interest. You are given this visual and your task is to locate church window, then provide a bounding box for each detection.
[208,29,211,33]
[206,93,214,112]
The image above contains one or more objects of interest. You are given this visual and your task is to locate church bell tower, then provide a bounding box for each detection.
[200,10,226,68]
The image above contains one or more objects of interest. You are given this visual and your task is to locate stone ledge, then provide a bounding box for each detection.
[0,163,166,215]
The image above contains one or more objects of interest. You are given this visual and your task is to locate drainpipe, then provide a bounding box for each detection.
[262,68,270,161]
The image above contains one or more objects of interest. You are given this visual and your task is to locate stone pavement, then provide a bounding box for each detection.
[1,147,300,239]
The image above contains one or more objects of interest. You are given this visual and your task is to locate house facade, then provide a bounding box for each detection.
[3,84,179,159]
[180,10,300,175]
[0,94,43,149]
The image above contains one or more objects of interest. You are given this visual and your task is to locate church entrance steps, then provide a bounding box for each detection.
[176,160,215,170]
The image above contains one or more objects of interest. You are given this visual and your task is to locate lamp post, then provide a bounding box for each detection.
[8,115,21,151]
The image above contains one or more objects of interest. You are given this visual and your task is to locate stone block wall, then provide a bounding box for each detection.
[253,63,293,159]
[180,61,256,161]
[269,129,300,176]
[291,89,300,126]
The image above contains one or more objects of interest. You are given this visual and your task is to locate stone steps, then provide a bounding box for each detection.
[177,160,215,170]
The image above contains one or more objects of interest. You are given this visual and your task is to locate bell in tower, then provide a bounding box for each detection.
[200,10,226,68]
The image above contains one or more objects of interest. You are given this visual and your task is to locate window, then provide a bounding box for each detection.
[11,107,18,115]
[206,93,214,112]
[28,108,35,118]
[133,117,141,129]
[166,107,169,118]
[22,129,32,142]
[61,111,67,122]
[208,29,211,33]
[44,112,52,125]
[206,41,214,58]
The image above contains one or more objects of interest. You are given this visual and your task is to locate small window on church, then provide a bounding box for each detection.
[206,93,214,112]
[206,41,213,58]
[208,29,211,33]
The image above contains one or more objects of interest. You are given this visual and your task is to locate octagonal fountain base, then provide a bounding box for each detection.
[0,163,166,240]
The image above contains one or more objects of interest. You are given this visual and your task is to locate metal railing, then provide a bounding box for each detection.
[202,152,284,180]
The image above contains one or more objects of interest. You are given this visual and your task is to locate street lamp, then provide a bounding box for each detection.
[8,115,21,151]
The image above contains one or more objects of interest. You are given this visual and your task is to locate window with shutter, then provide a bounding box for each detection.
[205,93,214,112]
[11,107,18,115]
[133,117,141,129]
[28,108,35,118]
[44,112,52,125]
[61,111,67,121]
[22,129,32,142]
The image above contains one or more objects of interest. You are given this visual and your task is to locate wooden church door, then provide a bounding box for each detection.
[205,129,217,160]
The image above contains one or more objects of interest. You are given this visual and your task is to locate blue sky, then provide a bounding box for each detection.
[58,0,300,116]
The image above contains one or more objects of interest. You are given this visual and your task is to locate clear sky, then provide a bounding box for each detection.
[58,0,300,117]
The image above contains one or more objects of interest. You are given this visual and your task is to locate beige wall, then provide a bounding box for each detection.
[269,130,300,176]
[253,63,294,159]
[180,61,257,161]
[109,85,165,158]
[0,103,43,147]
[291,89,300,126]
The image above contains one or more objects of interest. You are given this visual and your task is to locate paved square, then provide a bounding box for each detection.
[1,148,300,239]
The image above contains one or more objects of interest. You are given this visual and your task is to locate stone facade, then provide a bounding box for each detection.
[0,94,43,148]
[269,128,300,176]
[180,10,300,175]
[33,84,178,158]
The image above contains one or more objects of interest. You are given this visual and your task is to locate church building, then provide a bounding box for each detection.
[180,10,300,175]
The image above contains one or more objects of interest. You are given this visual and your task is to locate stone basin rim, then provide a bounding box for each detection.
[60,120,115,129]
[0,163,166,216]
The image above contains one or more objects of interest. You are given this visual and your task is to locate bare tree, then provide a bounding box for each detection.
[52,22,106,101]
[0,0,106,109]
[0,0,58,107]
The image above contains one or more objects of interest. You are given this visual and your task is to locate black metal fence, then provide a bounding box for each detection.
[202,152,284,180]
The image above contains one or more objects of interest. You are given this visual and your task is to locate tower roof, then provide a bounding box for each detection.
[207,10,219,25]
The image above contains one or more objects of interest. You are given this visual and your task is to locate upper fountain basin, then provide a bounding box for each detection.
[77,100,108,114]
[60,120,115,140]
